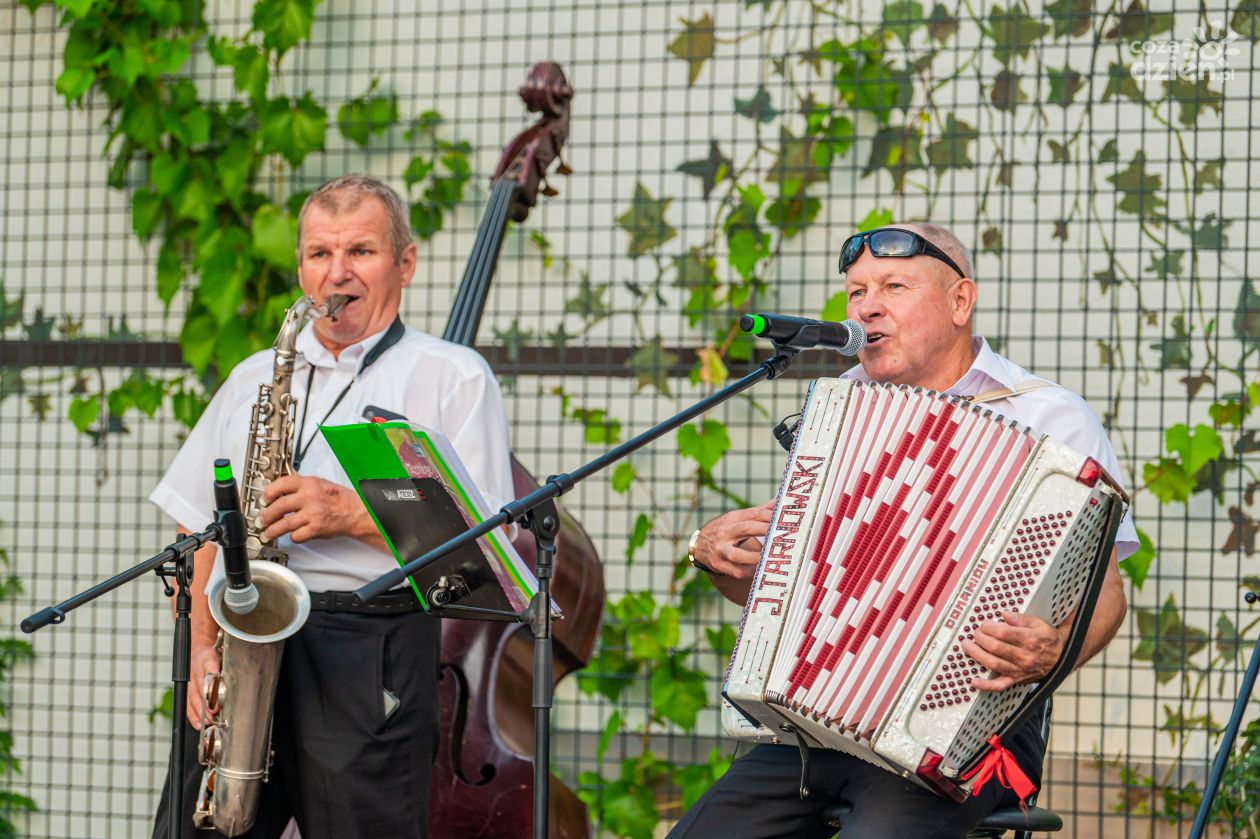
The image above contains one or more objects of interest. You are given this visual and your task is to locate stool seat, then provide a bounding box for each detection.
[975,805,1063,832]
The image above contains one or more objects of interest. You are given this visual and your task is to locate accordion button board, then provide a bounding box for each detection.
[722,378,1126,797]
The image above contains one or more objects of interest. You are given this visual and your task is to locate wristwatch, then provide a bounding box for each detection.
[687,528,711,573]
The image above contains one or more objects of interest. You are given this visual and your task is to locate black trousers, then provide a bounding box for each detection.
[668,715,1044,839]
[153,609,441,839]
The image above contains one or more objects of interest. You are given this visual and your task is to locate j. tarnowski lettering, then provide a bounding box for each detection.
[752,455,824,615]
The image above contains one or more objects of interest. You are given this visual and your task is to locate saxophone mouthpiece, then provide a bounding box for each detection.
[321,294,352,321]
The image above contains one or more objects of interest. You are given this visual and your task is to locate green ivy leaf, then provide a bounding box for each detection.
[1223,506,1259,556]
[617,182,677,258]
[1146,250,1184,278]
[252,0,319,55]
[402,155,433,190]
[147,687,174,723]
[863,124,924,191]
[68,395,100,433]
[595,710,623,764]
[1107,151,1166,222]
[571,408,621,445]
[1168,78,1223,127]
[1105,0,1173,40]
[626,513,653,562]
[171,387,209,429]
[564,272,610,326]
[925,114,977,172]
[857,208,894,231]
[734,85,781,123]
[1194,159,1224,193]
[1233,279,1260,350]
[923,4,958,42]
[675,749,732,810]
[765,195,821,238]
[1047,66,1085,106]
[131,188,162,241]
[491,319,535,364]
[678,419,731,471]
[882,0,925,46]
[820,291,848,322]
[627,338,677,395]
[1047,0,1093,37]
[628,603,679,662]
[1143,457,1195,503]
[1165,423,1223,476]
[1119,528,1155,589]
[337,85,399,147]
[649,658,708,730]
[989,69,1028,112]
[705,624,737,657]
[987,4,1049,64]
[1149,312,1191,368]
[724,186,769,280]
[53,0,95,18]
[179,311,218,375]
[120,92,164,152]
[259,93,328,167]
[580,769,658,839]
[1215,613,1244,662]
[611,461,636,494]
[667,12,716,86]
[1232,0,1260,40]
[251,204,298,271]
[1189,214,1230,251]
[1102,61,1144,103]
[676,140,731,199]
[1133,594,1208,684]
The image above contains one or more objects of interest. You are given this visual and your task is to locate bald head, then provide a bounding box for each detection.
[894,223,974,280]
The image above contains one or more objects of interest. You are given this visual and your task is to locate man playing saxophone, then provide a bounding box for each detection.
[150,174,516,838]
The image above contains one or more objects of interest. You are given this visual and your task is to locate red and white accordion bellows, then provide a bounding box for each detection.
[722,378,1127,799]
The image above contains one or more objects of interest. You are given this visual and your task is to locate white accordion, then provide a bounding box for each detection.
[722,378,1126,800]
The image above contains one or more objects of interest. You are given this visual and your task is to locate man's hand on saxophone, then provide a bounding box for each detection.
[258,474,388,551]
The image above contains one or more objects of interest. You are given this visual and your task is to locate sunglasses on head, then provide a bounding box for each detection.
[838,228,966,278]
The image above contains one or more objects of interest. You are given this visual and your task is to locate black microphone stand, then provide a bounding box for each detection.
[1188,589,1260,839]
[356,345,805,838]
[22,526,226,839]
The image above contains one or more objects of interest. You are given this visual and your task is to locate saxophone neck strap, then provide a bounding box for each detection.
[293,317,406,470]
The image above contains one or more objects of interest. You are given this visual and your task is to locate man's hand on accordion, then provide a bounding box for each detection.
[692,500,776,604]
[962,612,1064,691]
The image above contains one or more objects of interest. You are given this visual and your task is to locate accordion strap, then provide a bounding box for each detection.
[967,380,1058,404]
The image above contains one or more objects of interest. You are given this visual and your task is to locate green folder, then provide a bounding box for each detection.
[321,420,539,613]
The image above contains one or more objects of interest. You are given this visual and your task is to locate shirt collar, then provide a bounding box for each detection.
[844,335,1013,396]
[295,320,396,374]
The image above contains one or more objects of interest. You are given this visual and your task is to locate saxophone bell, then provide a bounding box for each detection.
[195,562,310,835]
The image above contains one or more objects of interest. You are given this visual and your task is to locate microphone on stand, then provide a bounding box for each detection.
[740,313,866,355]
[213,459,258,615]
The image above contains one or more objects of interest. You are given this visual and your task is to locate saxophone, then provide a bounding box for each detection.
[193,294,349,835]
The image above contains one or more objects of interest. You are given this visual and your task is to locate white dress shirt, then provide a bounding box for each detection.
[150,320,516,592]
[843,335,1139,559]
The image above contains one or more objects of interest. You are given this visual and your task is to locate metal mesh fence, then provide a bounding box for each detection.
[1,1,1257,837]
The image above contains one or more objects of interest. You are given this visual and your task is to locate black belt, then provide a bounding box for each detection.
[309,588,424,614]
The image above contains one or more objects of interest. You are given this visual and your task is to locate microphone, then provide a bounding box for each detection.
[740,313,866,355]
[213,459,258,615]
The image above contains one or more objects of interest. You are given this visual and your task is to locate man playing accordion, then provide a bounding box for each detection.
[671,223,1138,839]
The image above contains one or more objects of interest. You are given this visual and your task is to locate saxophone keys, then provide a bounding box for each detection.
[202,671,225,711]
[199,725,223,766]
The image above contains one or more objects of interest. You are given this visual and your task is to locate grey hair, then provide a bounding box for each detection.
[297,174,413,265]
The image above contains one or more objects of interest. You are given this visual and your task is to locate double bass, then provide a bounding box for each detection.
[429,62,605,839]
